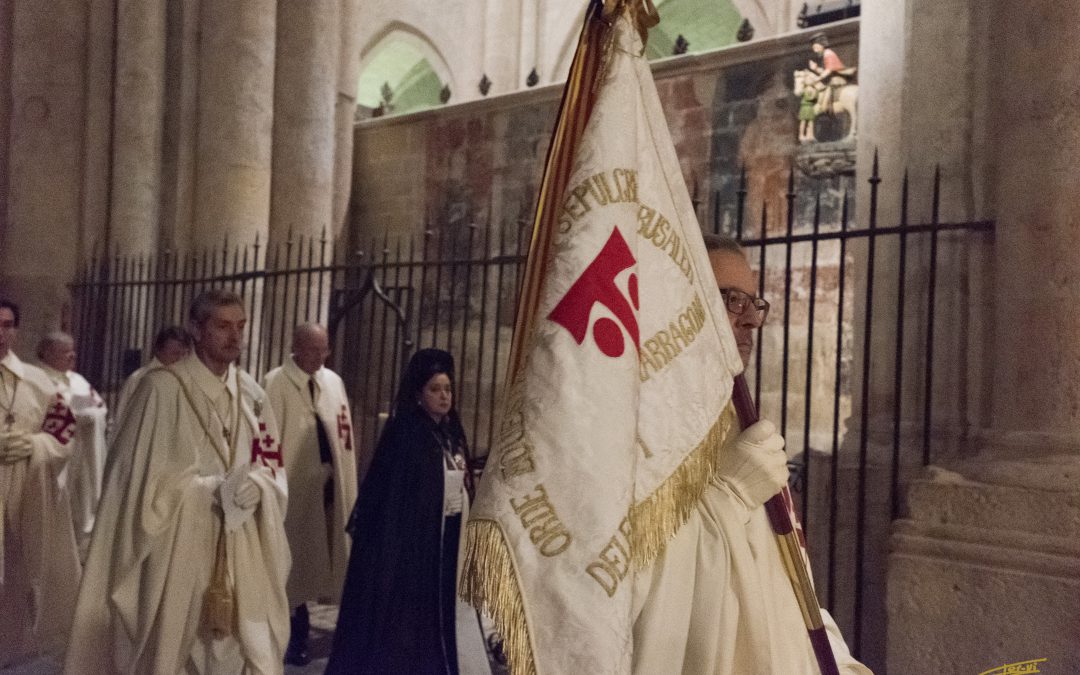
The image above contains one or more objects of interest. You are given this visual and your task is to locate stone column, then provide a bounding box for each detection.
[844,3,994,669]
[263,0,338,360]
[888,1,1080,672]
[158,0,201,252]
[193,0,276,249]
[983,0,1080,455]
[268,0,338,246]
[331,0,362,238]
[853,0,994,459]
[78,0,117,259]
[1,0,87,353]
[109,0,166,255]
[0,0,13,249]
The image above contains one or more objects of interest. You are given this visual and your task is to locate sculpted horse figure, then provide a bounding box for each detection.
[793,68,858,142]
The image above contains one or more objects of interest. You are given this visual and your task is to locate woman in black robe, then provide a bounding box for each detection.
[326,348,480,674]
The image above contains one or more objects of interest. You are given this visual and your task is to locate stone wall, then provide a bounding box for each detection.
[0,0,366,359]
[350,19,860,454]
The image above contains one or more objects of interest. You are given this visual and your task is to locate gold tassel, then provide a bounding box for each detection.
[460,405,735,672]
[459,520,537,675]
[201,516,234,640]
[629,403,737,567]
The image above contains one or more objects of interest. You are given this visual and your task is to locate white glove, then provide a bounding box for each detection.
[233,474,262,510]
[0,431,33,464]
[194,475,225,506]
[218,467,261,532]
[716,419,789,511]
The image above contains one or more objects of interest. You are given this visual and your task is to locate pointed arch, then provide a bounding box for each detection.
[357,22,456,111]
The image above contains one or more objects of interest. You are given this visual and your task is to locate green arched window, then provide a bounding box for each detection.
[646,0,744,59]
[357,39,443,116]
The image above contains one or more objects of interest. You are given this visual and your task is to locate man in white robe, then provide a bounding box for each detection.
[114,324,191,424]
[0,300,81,668]
[66,289,291,675]
[631,236,871,674]
[37,331,109,558]
[262,323,357,666]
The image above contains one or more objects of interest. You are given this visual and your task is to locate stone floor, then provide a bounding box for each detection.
[1,604,507,675]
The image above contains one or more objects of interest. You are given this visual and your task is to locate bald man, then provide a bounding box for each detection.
[38,331,108,557]
[263,323,358,665]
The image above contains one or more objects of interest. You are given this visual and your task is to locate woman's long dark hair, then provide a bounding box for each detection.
[392,348,469,458]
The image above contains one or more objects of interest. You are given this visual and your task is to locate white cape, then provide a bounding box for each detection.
[633,477,872,674]
[42,366,108,554]
[0,352,80,667]
[263,357,357,606]
[65,355,291,674]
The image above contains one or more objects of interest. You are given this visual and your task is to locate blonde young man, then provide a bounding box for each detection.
[67,289,291,674]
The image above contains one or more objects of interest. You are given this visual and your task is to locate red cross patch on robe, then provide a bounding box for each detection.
[251,421,283,476]
[43,394,76,444]
[337,405,352,452]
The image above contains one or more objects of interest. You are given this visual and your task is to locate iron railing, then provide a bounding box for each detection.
[69,159,992,671]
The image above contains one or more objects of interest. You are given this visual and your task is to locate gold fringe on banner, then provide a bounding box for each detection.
[630,403,737,567]
[460,520,537,675]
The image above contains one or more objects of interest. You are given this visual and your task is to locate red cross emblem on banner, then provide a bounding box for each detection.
[337,405,353,452]
[548,227,640,358]
[251,421,283,475]
[43,394,76,445]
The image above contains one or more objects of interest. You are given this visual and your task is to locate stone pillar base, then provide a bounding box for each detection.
[887,457,1080,673]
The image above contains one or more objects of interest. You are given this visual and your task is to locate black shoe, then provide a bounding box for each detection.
[285,604,311,666]
[284,644,311,666]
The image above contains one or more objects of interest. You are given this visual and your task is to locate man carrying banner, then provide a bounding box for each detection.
[461,2,867,673]
[263,323,357,666]
[629,233,870,673]
[66,289,291,674]
[0,300,80,668]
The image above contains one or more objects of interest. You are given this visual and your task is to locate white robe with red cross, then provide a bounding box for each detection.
[263,356,357,607]
[65,353,291,675]
[41,365,108,556]
[0,351,80,667]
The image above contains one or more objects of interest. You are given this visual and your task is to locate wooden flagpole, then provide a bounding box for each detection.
[732,374,841,675]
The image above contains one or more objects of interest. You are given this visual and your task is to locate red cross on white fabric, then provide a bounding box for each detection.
[251,420,283,473]
[43,394,76,444]
[337,405,353,452]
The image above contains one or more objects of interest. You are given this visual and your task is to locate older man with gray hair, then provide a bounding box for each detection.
[37,331,108,557]
[630,234,870,674]
[263,322,357,666]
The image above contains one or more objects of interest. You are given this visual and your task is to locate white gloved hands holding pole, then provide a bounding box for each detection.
[715,419,789,513]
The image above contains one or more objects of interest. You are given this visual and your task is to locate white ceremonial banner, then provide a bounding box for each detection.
[462,7,744,674]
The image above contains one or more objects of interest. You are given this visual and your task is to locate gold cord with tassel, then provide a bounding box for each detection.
[201,512,234,639]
